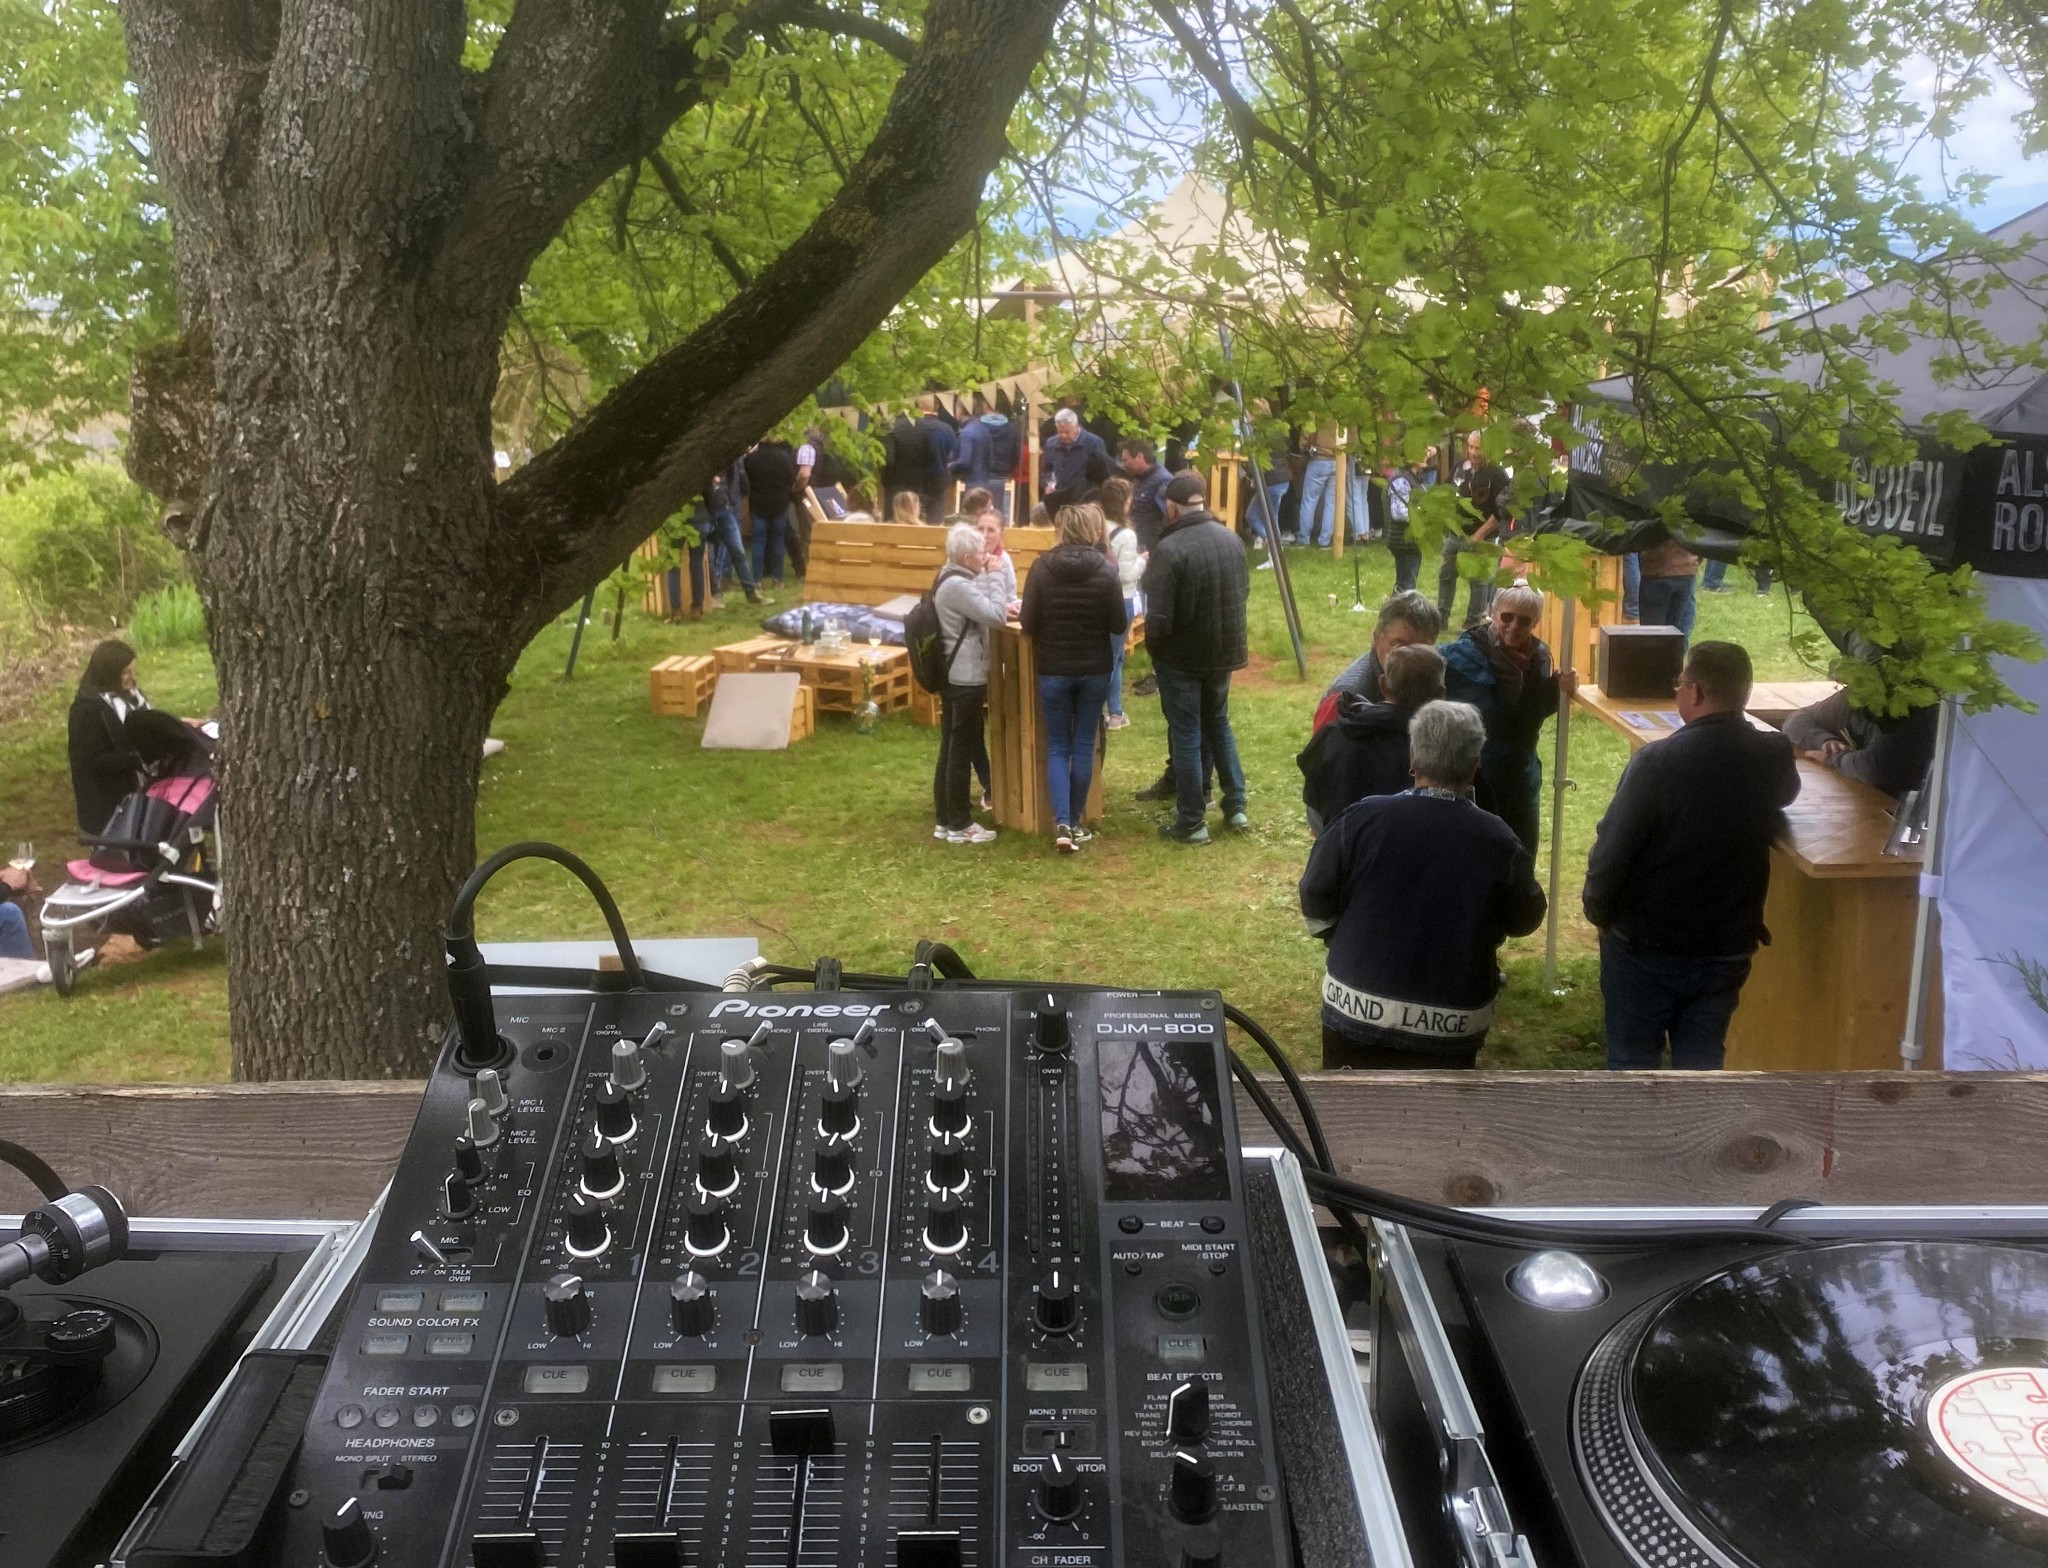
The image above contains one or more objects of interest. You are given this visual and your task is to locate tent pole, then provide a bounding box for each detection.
[1543,596,1577,994]
[562,589,596,681]
[1899,694,1957,1069]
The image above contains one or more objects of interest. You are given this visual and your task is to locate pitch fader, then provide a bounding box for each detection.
[272,986,1290,1567]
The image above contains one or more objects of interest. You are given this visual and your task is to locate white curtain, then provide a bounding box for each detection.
[1940,575,2048,1068]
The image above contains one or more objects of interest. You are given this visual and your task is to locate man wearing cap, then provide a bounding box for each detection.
[1142,472,1251,843]
[1042,408,1110,516]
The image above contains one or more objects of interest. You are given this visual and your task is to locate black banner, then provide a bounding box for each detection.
[1955,437,2048,579]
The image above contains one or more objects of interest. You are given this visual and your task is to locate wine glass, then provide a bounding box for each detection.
[8,842,31,874]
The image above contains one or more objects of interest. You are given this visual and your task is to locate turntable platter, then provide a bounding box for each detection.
[1575,1240,2048,1568]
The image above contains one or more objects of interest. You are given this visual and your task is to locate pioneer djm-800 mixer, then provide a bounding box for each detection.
[273,986,1290,1568]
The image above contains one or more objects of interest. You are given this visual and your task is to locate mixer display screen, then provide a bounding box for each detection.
[270,987,1289,1568]
[1097,1038,1232,1203]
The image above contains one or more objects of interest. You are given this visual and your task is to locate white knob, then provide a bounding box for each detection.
[934,1038,969,1094]
[719,1037,756,1093]
[464,1098,500,1149]
[826,1037,863,1094]
[609,1036,647,1093]
[473,1067,509,1118]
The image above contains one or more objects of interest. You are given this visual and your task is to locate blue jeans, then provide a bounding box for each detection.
[1639,573,1697,644]
[704,509,757,597]
[1622,553,1641,618]
[1107,598,1136,716]
[1154,664,1247,829]
[1701,559,1728,591]
[1600,931,1752,1069]
[750,503,789,582]
[0,902,32,960]
[1039,673,1112,826]
[1298,458,1337,546]
[1389,540,1422,593]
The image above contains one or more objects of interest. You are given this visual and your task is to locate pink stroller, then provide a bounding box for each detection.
[39,748,221,996]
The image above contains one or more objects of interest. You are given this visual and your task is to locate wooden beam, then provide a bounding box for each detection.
[2,1074,2044,1220]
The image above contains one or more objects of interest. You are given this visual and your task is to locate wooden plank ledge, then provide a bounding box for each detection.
[5,1074,2047,1219]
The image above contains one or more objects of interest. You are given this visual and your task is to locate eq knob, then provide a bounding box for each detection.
[805,1193,850,1254]
[794,1269,838,1336]
[669,1270,715,1337]
[543,1273,592,1338]
[683,1192,729,1257]
[609,1035,647,1093]
[1033,996,1071,1055]
[322,1497,378,1567]
[1169,1448,1219,1524]
[441,1171,477,1221]
[706,1084,748,1141]
[930,1081,970,1138]
[1034,1270,1079,1335]
[926,1130,970,1192]
[819,1083,859,1137]
[594,1081,636,1142]
[579,1128,625,1200]
[1167,1379,1212,1444]
[922,1195,966,1254]
[695,1141,739,1197]
[451,1132,486,1185]
[812,1136,854,1194]
[919,1269,963,1337]
[565,1194,611,1258]
[1038,1450,1082,1521]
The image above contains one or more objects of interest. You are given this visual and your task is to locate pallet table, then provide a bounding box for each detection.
[986,622,1105,836]
[753,641,913,715]
[1574,682,1929,1069]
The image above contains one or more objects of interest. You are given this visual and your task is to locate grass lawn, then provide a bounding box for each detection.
[0,546,1820,1081]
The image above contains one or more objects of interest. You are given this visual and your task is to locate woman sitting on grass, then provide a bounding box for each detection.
[1020,504,1129,854]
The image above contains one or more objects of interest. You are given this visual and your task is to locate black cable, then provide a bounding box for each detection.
[0,1139,68,1201]
[447,841,649,989]
[1303,1166,1802,1252]
[1223,1003,1332,1174]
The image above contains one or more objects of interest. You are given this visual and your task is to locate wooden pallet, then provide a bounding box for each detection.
[788,682,817,742]
[713,635,797,674]
[755,642,914,714]
[648,654,718,718]
[909,685,942,728]
[804,521,1056,608]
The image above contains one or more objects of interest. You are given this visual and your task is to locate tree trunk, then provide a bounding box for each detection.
[196,299,510,1079]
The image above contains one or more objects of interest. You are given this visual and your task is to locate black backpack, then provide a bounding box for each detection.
[983,420,1021,475]
[904,566,969,693]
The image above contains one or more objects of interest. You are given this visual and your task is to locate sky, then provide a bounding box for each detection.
[1897,65,2048,229]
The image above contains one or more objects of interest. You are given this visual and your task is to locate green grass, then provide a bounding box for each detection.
[0,552,1814,1081]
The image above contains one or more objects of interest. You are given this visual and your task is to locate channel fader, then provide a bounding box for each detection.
[274,987,1290,1567]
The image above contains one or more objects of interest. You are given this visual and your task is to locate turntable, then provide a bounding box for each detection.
[1369,1208,2048,1568]
[0,1179,364,1568]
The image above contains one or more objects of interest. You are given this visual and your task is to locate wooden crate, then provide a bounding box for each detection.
[910,685,942,728]
[648,654,718,718]
[713,635,796,674]
[789,682,816,743]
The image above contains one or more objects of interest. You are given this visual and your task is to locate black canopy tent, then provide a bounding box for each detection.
[1544,199,2048,581]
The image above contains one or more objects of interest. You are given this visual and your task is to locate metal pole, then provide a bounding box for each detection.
[562,588,596,680]
[1543,596,1578,994]
[1217,325,1308,678]
[1899,695,1957,1068]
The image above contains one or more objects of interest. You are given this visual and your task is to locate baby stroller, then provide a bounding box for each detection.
[39,717,222,996]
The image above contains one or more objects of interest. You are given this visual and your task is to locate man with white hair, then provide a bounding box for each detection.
[1041,407,1110,515]
[1301,699,1546,1068]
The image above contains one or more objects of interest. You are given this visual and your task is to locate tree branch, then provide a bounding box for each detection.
[493,0,1065,625]
[1148,0,1337,201]
[646,151,754,289]
[781,2,916,62]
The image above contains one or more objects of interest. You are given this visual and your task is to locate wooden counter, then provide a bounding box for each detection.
[1575,683,1931,1070]
[986,622,1106,836]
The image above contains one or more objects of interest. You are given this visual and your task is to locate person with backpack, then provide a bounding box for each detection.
[954,405,1022,521]
[914,523,1011,844]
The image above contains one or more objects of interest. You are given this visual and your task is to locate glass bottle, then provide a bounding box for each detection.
[853,661,881,735]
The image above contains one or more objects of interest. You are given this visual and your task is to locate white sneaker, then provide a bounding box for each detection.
[933,825,949,840]
[1256,558,1274,570]
[947,824,998,845]
[1103,713,1131,730]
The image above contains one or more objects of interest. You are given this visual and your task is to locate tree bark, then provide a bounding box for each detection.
[117,0,1063,1079]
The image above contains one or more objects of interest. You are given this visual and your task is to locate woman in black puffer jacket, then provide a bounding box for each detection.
[1020,504,1130,852]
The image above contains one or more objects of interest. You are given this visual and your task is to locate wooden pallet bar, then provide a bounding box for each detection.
[6,1073,2044,1219]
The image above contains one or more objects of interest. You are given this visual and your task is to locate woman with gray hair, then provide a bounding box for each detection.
[929,522,1011,844]
[1440,582,1576,855]
[1301,700,1546,1069]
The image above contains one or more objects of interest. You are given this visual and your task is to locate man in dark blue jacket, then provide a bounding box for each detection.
[1041,408,1110,514]
[1119,438,1173,552]
[1583,640,1801,1069]
[1302,700,1546,1068]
